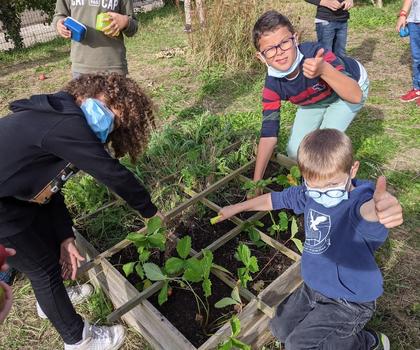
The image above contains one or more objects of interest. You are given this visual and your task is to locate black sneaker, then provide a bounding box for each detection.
[369,329,390,350]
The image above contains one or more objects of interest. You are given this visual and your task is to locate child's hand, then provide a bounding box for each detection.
[0,281,13,324]
[217,205,240,222]
[104,12,129,36]
[56,18,71,39]
[319,0,342,11]
[342,0,354,10]
[303,48,326,79]
[396,16,407,32]
[373,176,403,228]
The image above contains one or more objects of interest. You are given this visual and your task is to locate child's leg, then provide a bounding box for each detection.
[408,23,420,90]
[319,79,369,131]
[284,297,376,349]
[269,283,315,342]
[332,21,348,58]
[286,105,326,159]
[316,21,335,53]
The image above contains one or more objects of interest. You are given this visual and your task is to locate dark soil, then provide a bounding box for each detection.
[168,209,237,252]
[212,233,294,290]
[150,276,236,347]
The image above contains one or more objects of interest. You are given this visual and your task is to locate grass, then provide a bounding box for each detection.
[0,1,419,349]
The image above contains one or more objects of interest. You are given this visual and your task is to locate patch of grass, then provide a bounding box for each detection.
[350,2,400,29]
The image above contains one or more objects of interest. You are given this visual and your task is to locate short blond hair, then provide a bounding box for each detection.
[297,129,354,181]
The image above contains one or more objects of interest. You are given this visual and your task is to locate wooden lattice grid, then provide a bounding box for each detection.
[75,153,303,349]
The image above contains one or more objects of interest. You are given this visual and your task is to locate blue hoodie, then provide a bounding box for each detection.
[271,179,388,302]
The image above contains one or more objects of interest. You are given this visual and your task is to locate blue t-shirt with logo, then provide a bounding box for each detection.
[271,179,388,302]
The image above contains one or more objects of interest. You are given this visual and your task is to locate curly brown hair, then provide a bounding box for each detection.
[64,74,156,163]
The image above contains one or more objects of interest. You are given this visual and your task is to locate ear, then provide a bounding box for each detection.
[256,52,267,65]
[350,161,360,179]
[293,32,300,46]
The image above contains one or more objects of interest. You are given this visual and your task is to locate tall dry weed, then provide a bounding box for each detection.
[189,0,314,71]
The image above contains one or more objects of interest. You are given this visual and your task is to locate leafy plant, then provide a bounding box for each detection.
[242,220,265,247]
[289,217,303,253]
[217,315,250,350]
[215,285,243,312]
[273,165,301,188]
[122,216,167,287]
[235,244,259,288]
[268,212,303,254]
[242,178,273,197]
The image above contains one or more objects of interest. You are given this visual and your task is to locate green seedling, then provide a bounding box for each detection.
[217,315,250,350]
[210,215,222,225]
[215,285,242,311]
[235,244,259,289]
[242,178,274,197]
[268,211,288,236]
[123,216,167,284]
[274,165,301,188]
[289,217,303,253]
[242,220,265,247]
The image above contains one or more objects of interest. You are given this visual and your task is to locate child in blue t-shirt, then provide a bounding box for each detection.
[251,10,369,190]
[217,129,396,349]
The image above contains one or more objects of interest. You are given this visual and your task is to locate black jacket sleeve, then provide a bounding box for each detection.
[41,117,158,218]
[305,0,321,5]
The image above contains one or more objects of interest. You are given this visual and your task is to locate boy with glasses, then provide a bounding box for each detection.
[251,10,369,190]
[216,129,401,350]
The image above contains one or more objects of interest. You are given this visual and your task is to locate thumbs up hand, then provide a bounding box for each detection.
[372,176,403,228]
[303,48,326,79]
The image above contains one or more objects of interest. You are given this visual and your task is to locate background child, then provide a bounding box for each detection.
[52,0,138,77]
[251,10,369,190]
[217,129,403,350]
[305,0,354,58]
[396,0,420,106]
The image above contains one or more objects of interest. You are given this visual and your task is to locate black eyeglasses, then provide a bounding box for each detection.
[261,36,295,59]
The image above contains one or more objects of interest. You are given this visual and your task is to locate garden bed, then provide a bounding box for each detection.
[75,157,303,349]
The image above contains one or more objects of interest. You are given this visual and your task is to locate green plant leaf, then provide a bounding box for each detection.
[135,262,145,279]
[291,217,299,239]
[290,165,301,179]
[148,232,166,251]
[143,263,167,281]
[214,297,238,308]
[158,281,169,305]
[217,339,233,350]
[176,235,191,259]
[202,278,212,298]
[248,256,259,273]
[292,238,304,253]
[122,262,136,277]
[165,257,185,275]
[201,250,214,279]
[247,227,260,242]
[231,338,251,350]
[143,279,153,290]
[183,267,202,282]
[139,250,151,263]
[231,286,241,304]
[230,315,241,337]
[126,232,147,243]
[147,216,163,235]
[278,212,289,231]
[238,267,252,288]
[275,174,288,186]
[237,244,251,266]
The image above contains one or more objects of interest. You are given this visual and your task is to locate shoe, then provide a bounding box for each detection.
[37,283,94,319]
[400,89,420,102]
[64,320,126,350]
[369,329,390,350]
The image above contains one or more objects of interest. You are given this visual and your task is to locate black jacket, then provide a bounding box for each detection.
[0,92,157,240]
[305,0,349,22]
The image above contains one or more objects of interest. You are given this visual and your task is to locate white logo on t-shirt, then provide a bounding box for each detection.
[305,209,331,254]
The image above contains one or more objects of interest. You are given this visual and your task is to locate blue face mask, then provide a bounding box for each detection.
[266,46,304,79]
[80,98,115,143]
[305,177,350,208]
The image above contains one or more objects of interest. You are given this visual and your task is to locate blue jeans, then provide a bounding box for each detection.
[270,283,376,350]
[408,22,420,89]
[316,21,348,58]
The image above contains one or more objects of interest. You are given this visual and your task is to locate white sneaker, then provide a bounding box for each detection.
[37,283,94,319]
[64,320,126,350]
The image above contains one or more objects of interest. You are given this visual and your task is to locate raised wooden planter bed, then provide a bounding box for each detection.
[75,155,303,349]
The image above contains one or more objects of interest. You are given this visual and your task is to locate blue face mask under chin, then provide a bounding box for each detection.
[311,192,349,208]
[266,46,304,79]
[80,98,115,143]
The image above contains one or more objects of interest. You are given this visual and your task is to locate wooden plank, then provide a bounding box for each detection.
[273,153,297,169]
[75,229,197,350]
